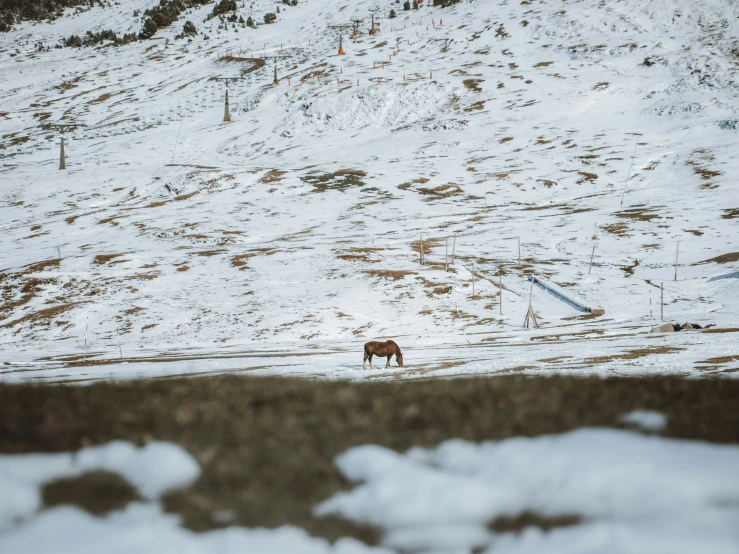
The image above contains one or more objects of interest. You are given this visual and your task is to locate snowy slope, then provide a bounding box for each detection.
[0,0,738,381]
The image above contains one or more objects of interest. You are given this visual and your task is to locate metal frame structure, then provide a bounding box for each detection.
[328,24,353,55]
[258,54,290,85]
[211,76,244,122]
[43,120,86,170]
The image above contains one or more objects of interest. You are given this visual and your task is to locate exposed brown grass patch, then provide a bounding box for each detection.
[462,79,483,92]
[43,471,140,515]
[175,191,200,201]
[93,253,125,265]
[88,93,111,104]
[336,248,386,263]
[363,270,415,280]
[616,208,660,222]
[417,184,464,198]
[0,303,78,329]
[600,223,629,237]
[261,169,287,183]
[301,169,367,192]
[126,273,159,281]
[695,252,739,265]
[490,512,581,534]
[583,346,683,365]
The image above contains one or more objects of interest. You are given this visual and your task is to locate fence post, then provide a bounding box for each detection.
[674,241,679,281]
[517,236,521,265]
[589,243,596,274]
[116,324,122,359]
[660,282,664,321]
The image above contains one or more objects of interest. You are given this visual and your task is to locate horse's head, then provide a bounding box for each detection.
[396,350,404,366]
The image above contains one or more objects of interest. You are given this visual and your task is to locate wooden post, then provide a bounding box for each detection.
[674,241,679,281]
[517,236,521,266]
[452,233,456,263]
[445,238,448,272]
[523,279,539,328]
[589,243,596,274]
[499,273,502,315]
[57,246,61,261]
[84,314,88,361]
[660,282,664,321]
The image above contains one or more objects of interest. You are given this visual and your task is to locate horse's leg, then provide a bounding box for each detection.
[363,350,368,369]
[369,352,374,369]
[386,354,391,368]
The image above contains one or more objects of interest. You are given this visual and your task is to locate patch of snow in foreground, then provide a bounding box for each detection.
[0,440,389,554]
[619,410,668,432]
[316,429,739,553]
[2,432,738,553]
[0,440,200,528]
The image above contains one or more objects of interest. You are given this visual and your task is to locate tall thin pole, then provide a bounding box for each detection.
[674,241,680,281]
[589,243,596,274]
[57,246,61,261]
[84,314,88,361]
[517,236,521,266]
[660,282,664,321]
[116,324,122,359]
[529,278,534,307]
[223,87,231,122]
[59,135,66,170]
[620,139,639,210]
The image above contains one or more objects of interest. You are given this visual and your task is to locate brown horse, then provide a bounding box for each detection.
[363,340,403,369]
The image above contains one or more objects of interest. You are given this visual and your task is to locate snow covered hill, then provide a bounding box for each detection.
[0,0,737,381]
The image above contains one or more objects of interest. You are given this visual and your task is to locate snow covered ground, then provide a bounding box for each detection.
[2,422,739,553]
[1,0,738,381]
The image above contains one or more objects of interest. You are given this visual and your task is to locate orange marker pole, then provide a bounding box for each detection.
[440,19,443,25]
[336,77,339,84]
[430,71,433,79]
[357,79,360,86]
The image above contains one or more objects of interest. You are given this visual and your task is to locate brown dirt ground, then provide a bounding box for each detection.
[1,376,738,545]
